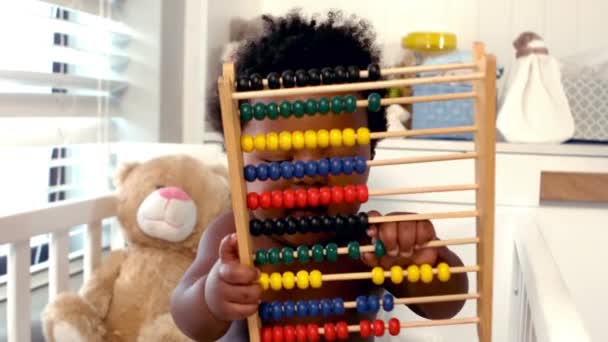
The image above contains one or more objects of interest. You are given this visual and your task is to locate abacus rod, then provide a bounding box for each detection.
[342,293,480,309]
[369,184,478,197]
[321,265,479,281]
[368,210,479,224]
[233,73,484,100]
[342,317,481,333]
[367,152,478,167]
[370,125,477,139]
[356,92,476,107]
[361,62,478,77]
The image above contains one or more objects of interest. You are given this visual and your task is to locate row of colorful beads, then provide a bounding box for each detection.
[240,95,359,122]
[249,213,369,236]
[260,318,400,342]
[254,240,385,265]
[259,270,323,291]
[240,127,371,153]
[244,156,367,182]
[246,185,369,210]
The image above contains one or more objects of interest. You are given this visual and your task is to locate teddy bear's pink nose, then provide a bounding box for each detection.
[158,187,190,201]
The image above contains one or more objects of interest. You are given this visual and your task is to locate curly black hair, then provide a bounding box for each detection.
[207,10,387,154]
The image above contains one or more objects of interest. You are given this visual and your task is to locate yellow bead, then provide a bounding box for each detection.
[357,127,370,145]
[266,132,279,151]
[407,265,420,283]
[437,262,451,282]
[371,266,385,285]
[317,129,329,148]
[342,128,356,147]
[304,130,317,149]
[270,272,283,291]
[390,265,404,284]
[254,133,266,151]
[241,135,254,152]
[292,131,305,150]
[329,129,342,147]
[310,270,322,289]
[420,264,434,284]
[259,272,269,290]
[296,270,309,290]
[279,131,292,151]
[282,271,295,289]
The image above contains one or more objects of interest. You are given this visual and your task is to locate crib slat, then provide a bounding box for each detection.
[7,240,31,342]
[49,230,70,299]
[84,220,102,281]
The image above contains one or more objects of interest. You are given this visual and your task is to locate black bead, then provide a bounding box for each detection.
[297,217,310,234]
[236,76,250,91]
[281,70,295,88]
[334,66,347,83]
[267,72,281,89]
[347,215,358,229]
[250,73,264,90]
[321,67,335,85]
[308,68,321,85]
[320,215,333,232]
[309,216,322,233]
[333,215,346,234]
[357,212,369,231]
[262,220,274,236]
[347,66,360,82]
[273,218,285,235]
[250,219,262,236]
[295,69,309,87]
[286,217,298,235]
[367,63,381,81]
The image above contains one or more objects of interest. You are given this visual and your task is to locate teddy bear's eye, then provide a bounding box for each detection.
[155,185,164,190]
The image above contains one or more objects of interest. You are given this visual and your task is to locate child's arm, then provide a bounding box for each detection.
[170,212,262,342]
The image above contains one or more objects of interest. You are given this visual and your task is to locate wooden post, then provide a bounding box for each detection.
[472,42,497,342]
[217,63,261,342]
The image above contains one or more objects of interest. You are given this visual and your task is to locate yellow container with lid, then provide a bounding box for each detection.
[402,32,457,52]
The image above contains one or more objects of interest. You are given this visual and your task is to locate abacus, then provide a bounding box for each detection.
[218,42,496,342]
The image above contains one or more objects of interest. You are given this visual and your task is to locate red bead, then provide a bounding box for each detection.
[247,193,259,210]
[284,325,296,342]
[359,320,371,338]
[260,192,272,209]
[343,185,356,204]
[357,185,369,203]
[307,188,320,207]
[323,323,336,341]
[273,326,284,342]
[373,319,385,337]
[295,324,307,342]
[388,318,400,336]
[307,324,320,342]
[262,327,273,342]
[336,322,349,340]
[319,187,332,206]
[283,190,295,209]
[271,190,283,208]
[295,189,308,208]
[331,186,344,204]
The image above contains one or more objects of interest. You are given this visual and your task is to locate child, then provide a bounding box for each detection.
[171,10,468,342]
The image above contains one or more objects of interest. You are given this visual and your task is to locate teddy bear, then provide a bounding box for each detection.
[41,154,231,342]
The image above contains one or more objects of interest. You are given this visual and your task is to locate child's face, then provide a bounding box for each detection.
[243,93,371,245]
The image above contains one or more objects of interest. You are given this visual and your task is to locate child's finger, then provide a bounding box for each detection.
[415,220,436,247]
[360,251,379,267]
[218,233,240,263]
[218,302,260,321]
[379,221,398,256]
[218,263,260,285]
[366,210,381,238]
[397,221,416,258]
[222,283,263,305]
[412,247,438,266]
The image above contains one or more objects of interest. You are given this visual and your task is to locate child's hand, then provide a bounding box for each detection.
[204,233,262,321]
[362,211,439,269]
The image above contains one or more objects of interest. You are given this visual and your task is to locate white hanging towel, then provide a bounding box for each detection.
[497,32,574,143]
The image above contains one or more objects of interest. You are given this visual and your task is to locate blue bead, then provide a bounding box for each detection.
[382,294,394,311]
[260,302,272,322]
[356,295,368,314]
[317,158,330,176]
[330,157,342,175]
[305,160,317,177]
[271,301,282,321]
[294,160,306,179]
[244,165,257,182]
[281,161,294,179]
[308,300,320,317]
[269,162,281,180]
[354,156,367,174]
[320,298,333,317]
[367,295,380,312]
[284,300,295,318]
[342,157,354,175]
[256,164,269,181]
[296,300,309,317]
[332,297,345,315]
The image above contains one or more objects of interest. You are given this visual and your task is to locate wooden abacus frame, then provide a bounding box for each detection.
[218,42,496,342]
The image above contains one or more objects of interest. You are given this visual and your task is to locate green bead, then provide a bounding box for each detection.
[282,247,294,265]
[297,245,309,263]
[367,92,382,112]
[305,99,317,115]
[374,240,386,257]
[347,241,360,259]
[254,103,267,120]
[268,247,281,265]
[311,244,324,262]
[280,100,292,117]
[240,103,253,122]
[318,97,330,114]
[267,102,279,120]
[331,96,344,114]
[255,249,267,265]
[344,95,357,113]
[326,243,338,262]
[293,100,306,117]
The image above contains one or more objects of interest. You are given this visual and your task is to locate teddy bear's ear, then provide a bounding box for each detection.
[113,161,140,188]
